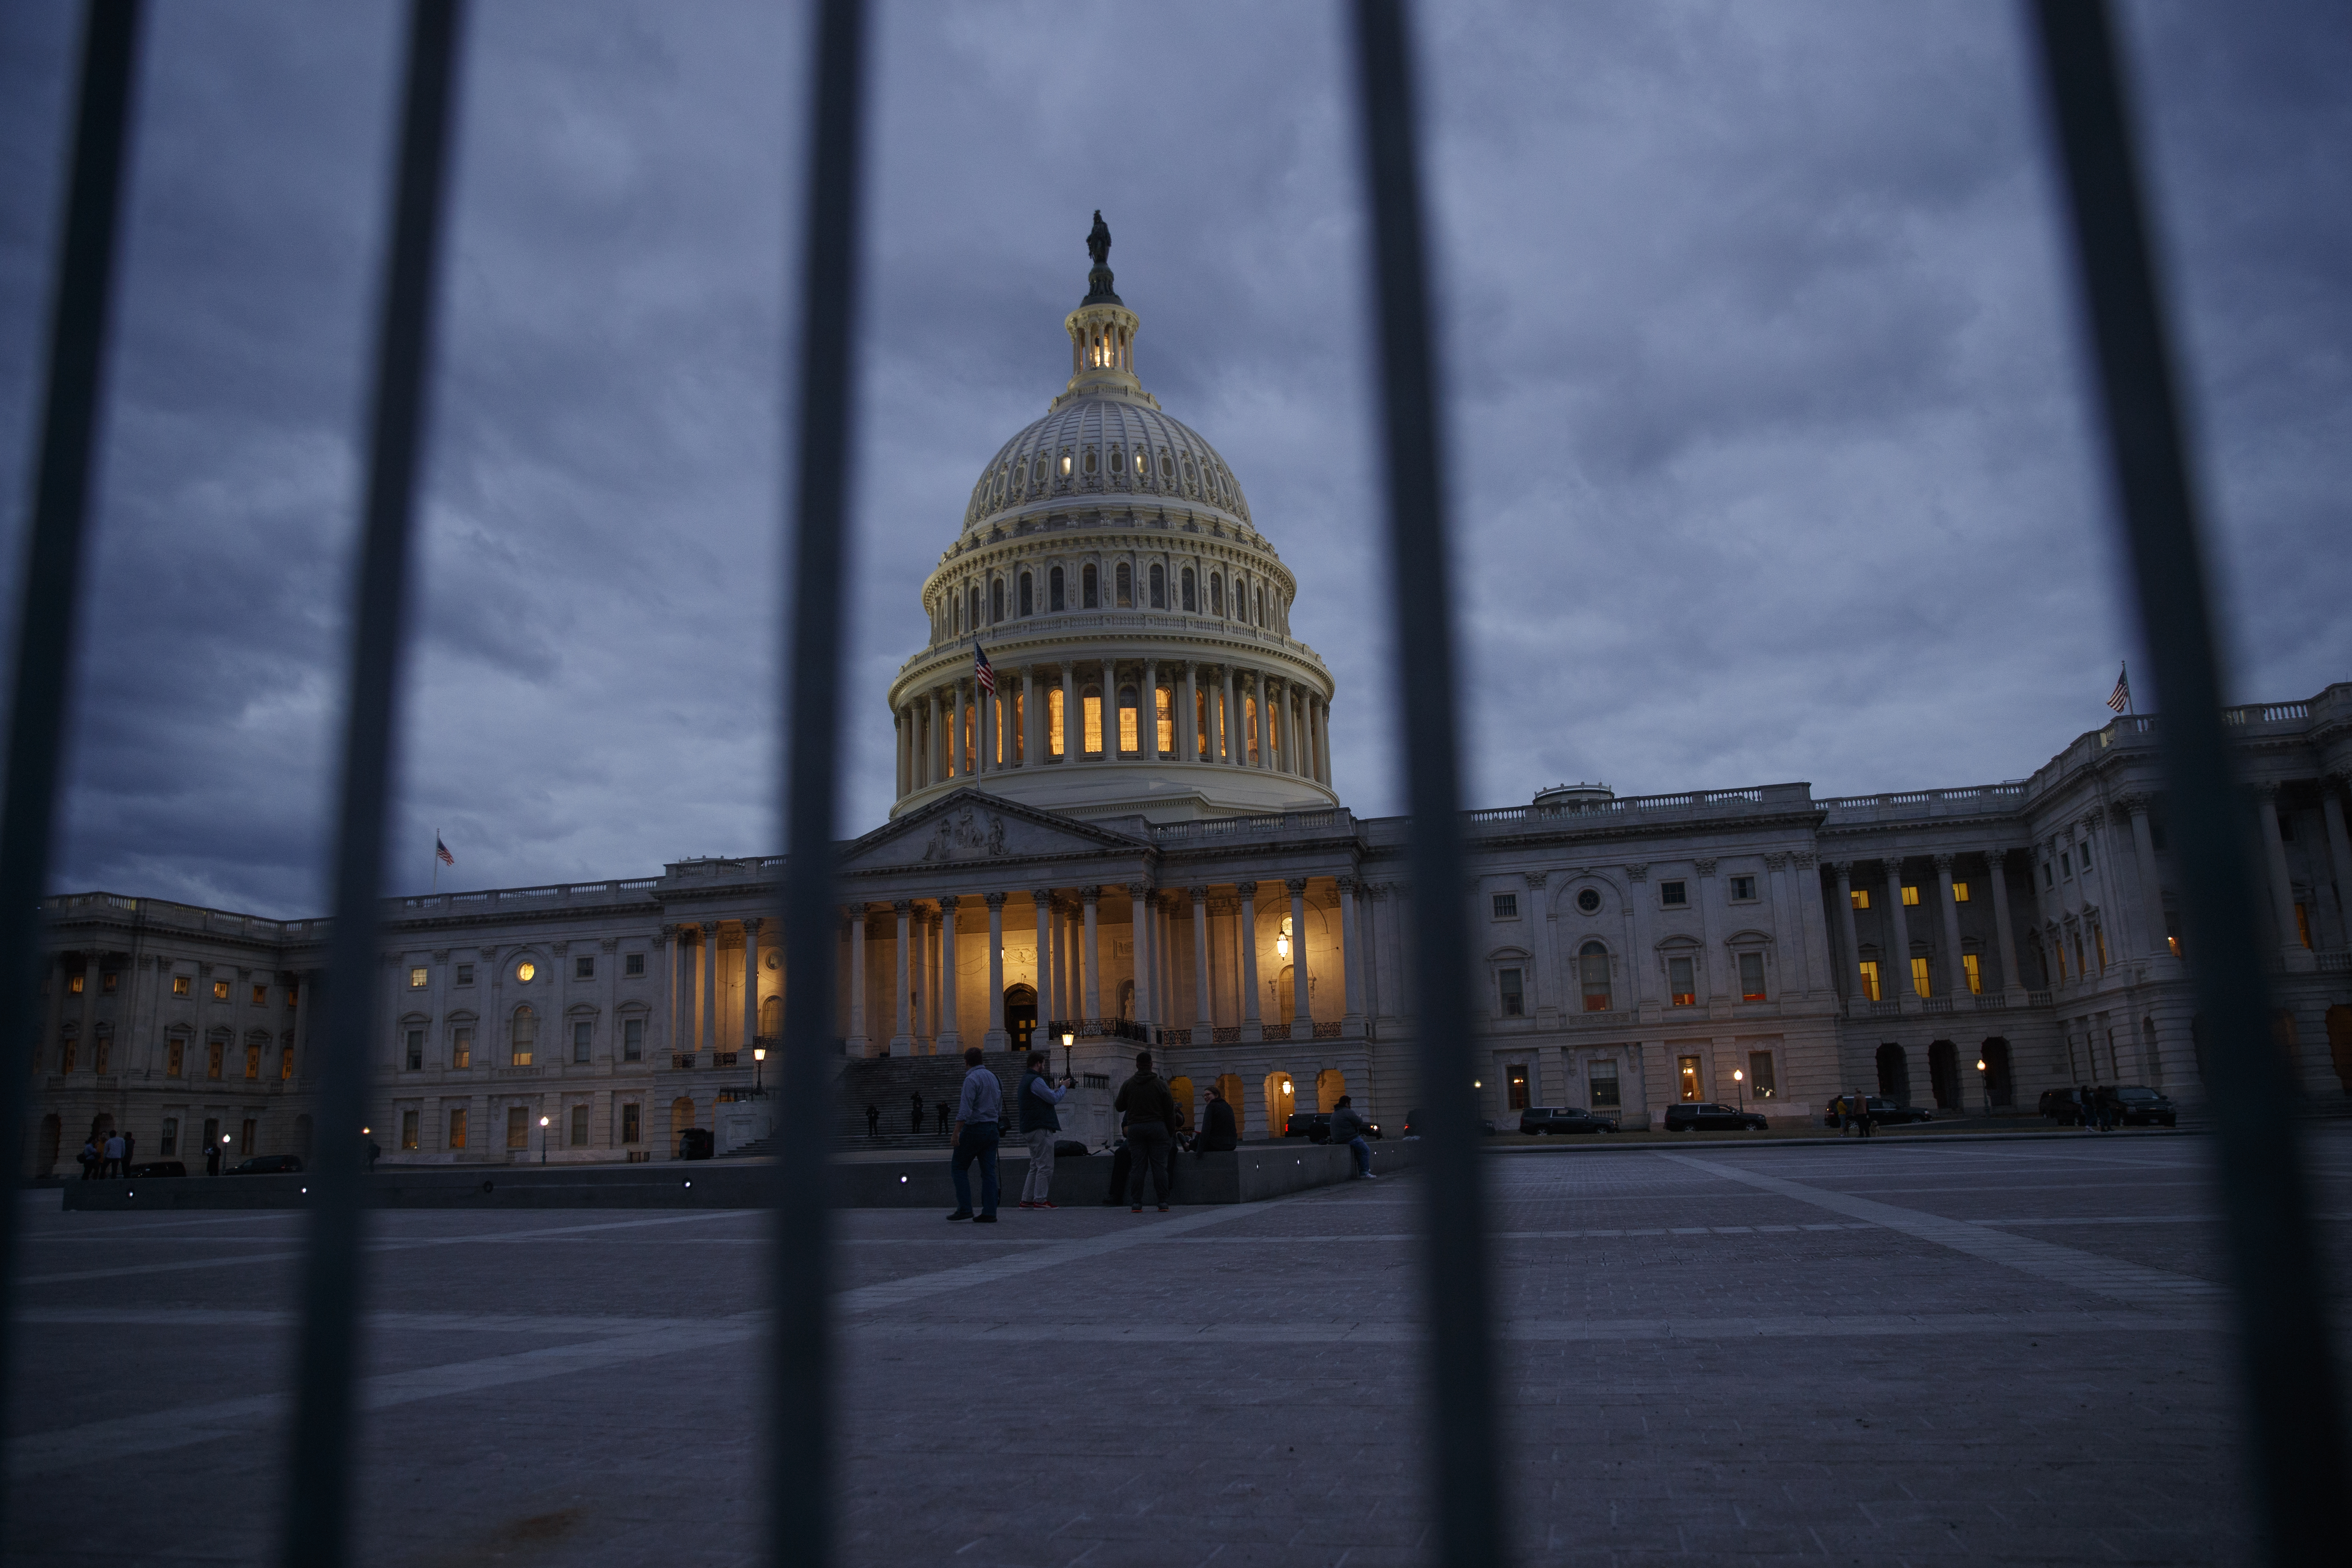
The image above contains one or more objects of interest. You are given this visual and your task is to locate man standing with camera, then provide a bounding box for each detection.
[1017,1050,1073,1210]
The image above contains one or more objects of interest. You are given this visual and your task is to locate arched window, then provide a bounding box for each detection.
[952,597,962,636]
[1181,567,1197,611]
[990,578,1004,623]
[1256,586,1266,626]
[968,585,980,629]
[1115,563,1133,607]
[1083,447,1098,475]
[1148,564,1165,608]
[1082,564,1099,608]
[1210,574,1223,616]
[1048,565,1065,612]
[511,1004,536,1067]
[1579,942,1611,1012]
[1018,572,1034,616]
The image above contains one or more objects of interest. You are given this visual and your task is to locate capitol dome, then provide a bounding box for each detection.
[885,214,1338,824]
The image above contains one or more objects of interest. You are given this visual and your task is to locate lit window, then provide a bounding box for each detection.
[1900,885,1920,906]
[1506,1063,1529,1109]
[455,964,474,985]
[409,967,429,989]
[285,982,298,1008]
[1737,952,1766,1001]
[1498,968,1525,1017]
[401,1110,419,1150]
[1857,961,1882,1002]
[281,1047,294,1080]
[1579,941,1611,1011]
[1962,953,1983,994]
[1118,685,1139,753]
[104,972,119,993]
[575,955,594,981]
[1668,956,1697,1007]
[448,1107,468,1149]
[516,961,536,983]
[1048,686,1066,756]
[621,1103,641,1145]
[68,974,83,996]
[2294,903,2313,949]
[1910,956,1932,998]
[1850,889,1870,910]
[1952,882,1970,903]
[1677,1056,1702,1101]
[1083,685,1103,754]
[625,953,645,977]
[172,975,190,997]
[452,1027,472,1069]
[1730,875,1755,901]
[1660,881,1687,907]
[213,979,231,1001]
[1747,1051,1776,1099]
[2094,926,2108,968]
[405,1029,423,1070]
[511,1005,536,1067]
[1060,453,1072,477]
[1492,893,1518,919]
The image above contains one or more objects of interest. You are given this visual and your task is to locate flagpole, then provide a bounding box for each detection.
[432,825,438,891]
[2124,661,2135,717]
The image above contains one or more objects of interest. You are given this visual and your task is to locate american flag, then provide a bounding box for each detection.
[2106,663,2131,715]
[436,835,455,866]
[974,640,995,695]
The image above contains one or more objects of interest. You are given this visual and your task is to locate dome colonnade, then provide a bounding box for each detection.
[885,215,1337,824]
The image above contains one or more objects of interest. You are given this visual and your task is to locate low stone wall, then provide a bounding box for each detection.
[59,1137,1421,1212]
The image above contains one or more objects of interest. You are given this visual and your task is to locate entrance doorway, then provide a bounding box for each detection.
[1004,984,1038,1053]
[1928,1040,1959,1109]
[1264,1071,1295,1139]
[1981,1038,2013,1107]
[1167,1075,1196,1132]
[1676,1056,1702,1101]
[1875,1043,1911,1102]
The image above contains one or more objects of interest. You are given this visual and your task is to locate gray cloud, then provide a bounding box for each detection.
[1,0,2344,918]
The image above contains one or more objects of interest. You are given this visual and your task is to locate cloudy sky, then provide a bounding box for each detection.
[1,1,2346,919]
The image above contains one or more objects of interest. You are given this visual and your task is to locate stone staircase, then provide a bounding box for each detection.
[713,1053,1034,1156]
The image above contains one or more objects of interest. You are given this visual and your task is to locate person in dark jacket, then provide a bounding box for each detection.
[1113,1050,1180,1212]
[1018,1050,1072,1209]
[1193,1083,1239,1153]
[865,1103,880,1139]
[910,1090,924,1135]
[1328,1095,1375,1179]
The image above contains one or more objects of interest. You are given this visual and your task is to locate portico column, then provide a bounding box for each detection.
[2255,784,2313,969]
[891,902,913,1052]
[1337,877,1365,1035]
[1079,887,1102,1019]
[2323,775,2352,950]
[742,917,763,1047]
[1287,879,1312,1029]
[1318,697,1332,783]
[1059,664,1077,762]
[76,952,99,1063]
[1032,889,1052,1023]
[1933,854,1967,996]
[1694,859,1725,1000]
[845,912,868,1055]
[937,897,962,1051]
[1141,659,1160,761]
[1128,884,1155,1029]
[290,964,313,1078]
[1980,850,2024,995]
[1191,887,1212,1033]
[1286,686,1303,774]
[1180,663,1199,762]
[946,683,963,778]
[1257,673,1275,769]
[923,691,940,785]
[1237,881,1263,1041]
[984,892,1007,1047]
[1221,667,1239,764]
[1304,694,1320,782]
[699,922,720,1051]
[658,925,678,1058]
[1102,658,1121,762]
[1883,860,1916,1004]
[1832,862,1862,1001]
[1027,667,1046,767]
[2119,795,2168,959]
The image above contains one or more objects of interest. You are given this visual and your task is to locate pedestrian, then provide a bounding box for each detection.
[101,1129,127,1179]
[367,1135,381,1172]
[122,1130,136,1171]
[935,1099,952,1140]
[77,1138,99,1181]
[203,1139,221,1177]
[2076,1082,2094,1131]
[1328,1094,1376,1179]
[865,1102,880,1140]
[909,1090,923,1135]
[946,1047,1002,1224]
[1856,1092,1876,1139]
[1194,1082,1239,1154]
[1018,1050,1072,1209]
[1112,1050,1180,1213]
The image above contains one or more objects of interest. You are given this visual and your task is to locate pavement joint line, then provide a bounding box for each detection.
[1651,1152,2226,1303]
[843,1310,2215,1344]
[15,1207,754,1286]
[16,1307,727,1334]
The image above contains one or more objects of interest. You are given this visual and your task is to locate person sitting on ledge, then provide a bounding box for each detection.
[1192,1082,1239,1154]
[1328,1094,1375,1180]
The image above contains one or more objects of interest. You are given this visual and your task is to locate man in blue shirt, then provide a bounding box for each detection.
[947,1046,1004,1224]
[1018,1050,1073,1209]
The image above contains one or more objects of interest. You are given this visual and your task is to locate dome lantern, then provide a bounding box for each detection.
[1063,211,1145,404]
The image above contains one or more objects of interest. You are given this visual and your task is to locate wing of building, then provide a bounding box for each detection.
[30,224,2352,1172]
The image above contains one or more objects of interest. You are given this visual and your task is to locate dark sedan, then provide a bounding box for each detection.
[1664,1102,1767,1132]
[1824,1095,1933,1128]
[1519,1106,1617,1135]
[226,1154,303,1176]
[126,1160,185,1178]
[2110,1085,2177,1127]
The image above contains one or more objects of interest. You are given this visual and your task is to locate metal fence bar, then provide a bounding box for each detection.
[2024,4,2348,1562]
[0,0,145,1550]
[766,0,867,1563]
[279,3,466,1565]
[1347,3,1503,1564]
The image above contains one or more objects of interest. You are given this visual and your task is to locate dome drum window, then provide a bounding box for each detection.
[1115,563,1133,607]
[1049,566,1066,612]
[990,578,1004,623]
[1181,567,1197,611]
[1082,564,1099,608]
[1017,572,1033,617]
[1083,447,1098,476]
[1148,564,1166,609]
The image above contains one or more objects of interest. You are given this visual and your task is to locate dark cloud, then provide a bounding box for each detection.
[1,0,2344,918]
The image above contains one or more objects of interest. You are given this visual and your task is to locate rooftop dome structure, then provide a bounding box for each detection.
[885,215,1338,824]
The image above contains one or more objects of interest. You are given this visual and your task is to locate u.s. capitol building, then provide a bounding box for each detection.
[29,225,2352,1172]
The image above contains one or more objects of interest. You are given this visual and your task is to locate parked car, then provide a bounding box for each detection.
[2108,1085,2177,1127]
[1283,1112,1382,1143]
[125,1160,185,1178]
[1665,1102,1768,1132]
[226,1154,303,1176]
[1519,1106,1617,1135]
[2037,1088,2099,1125]
[1824,1095,1933,1128]
[677,1128,714,1161]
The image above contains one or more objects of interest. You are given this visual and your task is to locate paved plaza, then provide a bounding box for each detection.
[10,1129,2349,1565]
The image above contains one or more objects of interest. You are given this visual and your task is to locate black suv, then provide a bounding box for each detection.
[1664,1102,1767,1132]
[1519,1106,1617,1135]
[2108,1085,2177,1127]
[1824,1095,1933,1128]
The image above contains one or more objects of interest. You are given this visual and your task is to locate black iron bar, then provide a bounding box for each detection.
[0,0,145,1548]
[1347,2,1504,1564]
[279,4,466,1565]
[2026,4,2348,1562]
[766,0,867,1564]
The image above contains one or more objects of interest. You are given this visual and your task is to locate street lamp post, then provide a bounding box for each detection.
[538,1114,549,1165]
[1732,1068,1745,1111]
[1976,1057,1991,1118]
[753,1046,766,1097]
[1061,1029,1074,1082]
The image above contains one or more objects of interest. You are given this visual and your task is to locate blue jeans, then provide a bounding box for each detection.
[952,1122,1000,1216]
[1344,1135,1372,1176]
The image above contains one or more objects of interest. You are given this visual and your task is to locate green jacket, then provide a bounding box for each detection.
[1114,1069,1180,1133]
